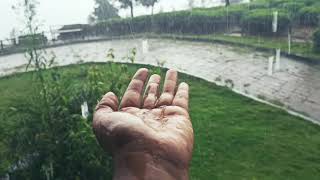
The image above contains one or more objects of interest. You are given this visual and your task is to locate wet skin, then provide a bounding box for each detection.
[93,68,194,180]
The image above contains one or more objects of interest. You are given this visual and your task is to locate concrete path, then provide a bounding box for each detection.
[0,38,319,122]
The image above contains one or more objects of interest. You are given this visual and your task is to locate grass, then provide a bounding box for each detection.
[1,63,320,179]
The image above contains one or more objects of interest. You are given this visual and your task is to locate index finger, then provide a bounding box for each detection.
[120,68,149,109]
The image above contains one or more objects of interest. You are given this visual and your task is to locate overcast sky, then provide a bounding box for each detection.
[0,0,227,40]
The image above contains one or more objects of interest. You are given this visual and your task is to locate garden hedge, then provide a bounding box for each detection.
[240,9,290,35]
[90,8,244,36]
[80,1,320,38]
[298,6,320,26]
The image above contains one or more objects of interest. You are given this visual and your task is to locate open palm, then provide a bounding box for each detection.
[93,68,194,179]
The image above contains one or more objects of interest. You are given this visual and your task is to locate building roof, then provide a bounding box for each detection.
[58,29,83,33]
[59,24,88,31]
[58,24,90,34]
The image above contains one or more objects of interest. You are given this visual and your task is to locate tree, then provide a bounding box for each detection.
[225,0,230,6]
[92,0,119,22]
[188,0,194,10]
[140,0,159,15]
[118,0,136,18]
[201,0,206,7]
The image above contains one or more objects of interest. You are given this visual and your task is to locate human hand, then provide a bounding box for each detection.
[93,68,194,180]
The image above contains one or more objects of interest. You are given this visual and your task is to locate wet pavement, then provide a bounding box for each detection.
[0,38,319,122]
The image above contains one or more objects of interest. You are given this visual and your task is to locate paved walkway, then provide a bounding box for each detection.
[0,38,319,121]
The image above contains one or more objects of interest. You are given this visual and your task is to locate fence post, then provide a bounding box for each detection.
[13,38,17,46]
[275,49,281,71]
[0,40,3,51]
[268,56,274,76]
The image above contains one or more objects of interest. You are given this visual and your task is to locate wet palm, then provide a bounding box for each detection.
[93,69,194,179]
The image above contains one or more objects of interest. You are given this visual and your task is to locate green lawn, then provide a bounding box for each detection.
[1,63,320,179]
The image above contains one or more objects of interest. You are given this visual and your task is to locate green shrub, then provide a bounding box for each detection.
[248,0,290,8]
[248,0,271,10]
[281,2,304,18]
[90,5,248,36]
[90,4,293,37]
[253,0,316,7]
[298,5,320,26]
[269,0,291,7]
[2,68,115,179]
[0,48,137,179]
[241,9,290,35]
[18,33,48,47]
[313,29,320,52]
[86,2,315,37]
[303,0,320,6]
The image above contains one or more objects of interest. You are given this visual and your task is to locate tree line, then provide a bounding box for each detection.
[89,0,231,22]
[89,0,159,22]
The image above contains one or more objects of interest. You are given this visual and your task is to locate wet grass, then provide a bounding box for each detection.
[1,63,320,179]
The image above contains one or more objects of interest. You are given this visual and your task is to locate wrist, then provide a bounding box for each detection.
[113,151,189,180]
